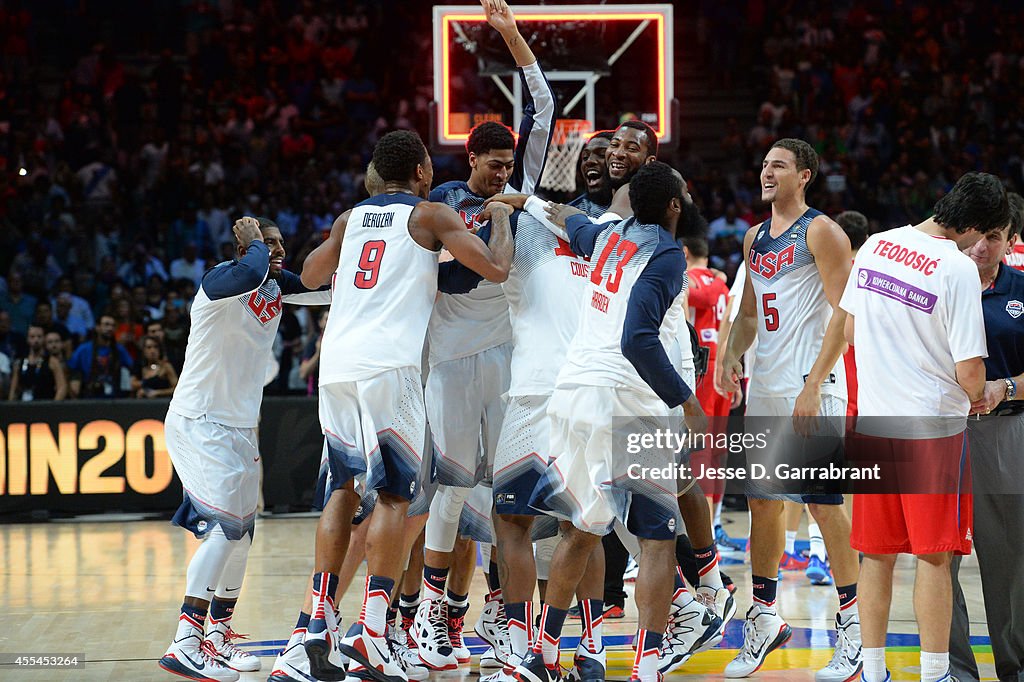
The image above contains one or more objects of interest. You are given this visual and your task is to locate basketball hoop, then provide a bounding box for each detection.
[539,119,593,194]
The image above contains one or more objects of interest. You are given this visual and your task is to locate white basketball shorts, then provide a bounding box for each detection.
[531,386,684,541]
[317,365,427,503]
[166,410,260,541]
[425,342,511,487]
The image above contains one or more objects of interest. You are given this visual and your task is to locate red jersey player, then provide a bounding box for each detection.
[682,235,731,503]
[834,210,868,421]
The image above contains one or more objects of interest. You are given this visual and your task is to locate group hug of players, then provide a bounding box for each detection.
[155,3,1018,682]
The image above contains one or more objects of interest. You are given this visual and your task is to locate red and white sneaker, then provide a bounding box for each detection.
[411,599,457,670]
[158,613,240,682]
[206,618,261,672]
[268,628,314,682]
[339,622,408,682]
[448,611,471,664]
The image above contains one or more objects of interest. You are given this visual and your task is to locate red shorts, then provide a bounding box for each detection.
[850,431,972,556]
[693,373,732,499]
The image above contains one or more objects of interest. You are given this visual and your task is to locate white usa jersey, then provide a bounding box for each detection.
[502,211,592,396]
[170,242,331,428]
[426,61,556,367]
[747,208,846,399]
[558,217,691,407]
[319,193,439,384]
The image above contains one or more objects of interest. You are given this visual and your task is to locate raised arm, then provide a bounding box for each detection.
[301,210,350,288]
[417,202,512,282]
[202,218,269,300]
[481,0,556,194]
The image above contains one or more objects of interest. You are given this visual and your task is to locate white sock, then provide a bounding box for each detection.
[862,647,886,682]
[785,530,797,555]
[809,523,826,561]
[920,651,949,682]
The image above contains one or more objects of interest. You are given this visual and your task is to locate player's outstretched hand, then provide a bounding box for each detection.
[480,0,517,37]
[543,202,585,229]
[233,216,263,246]
[484,193,528,211]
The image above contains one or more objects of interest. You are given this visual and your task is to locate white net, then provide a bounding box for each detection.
[539,119,593,193]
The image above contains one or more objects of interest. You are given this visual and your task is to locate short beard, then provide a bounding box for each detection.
[678,201,708,239]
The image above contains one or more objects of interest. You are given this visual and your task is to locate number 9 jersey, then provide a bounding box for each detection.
[747,208,846,400]
[319,193,440,384]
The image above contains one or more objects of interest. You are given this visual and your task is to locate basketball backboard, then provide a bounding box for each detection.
[431,4,675,152]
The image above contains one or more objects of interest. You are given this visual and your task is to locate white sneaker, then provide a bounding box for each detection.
[658,596,723,674]
[158,614,240,681]
[481,657,521,682]
[206,618,261,672]
[305,606,347,681]
[268,629,313,682]
[387,623,429,682]
[724,605,793,678]
[447,608,471,664]
[411,599,457,670]
[815,611,862,682]
[696,585,737,640]
[474,597,511,663]
[339,623,408,682]
[343,661,372,681]
[479,646,504,670]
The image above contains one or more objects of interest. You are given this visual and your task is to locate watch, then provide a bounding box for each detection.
[1004,377,1017,401]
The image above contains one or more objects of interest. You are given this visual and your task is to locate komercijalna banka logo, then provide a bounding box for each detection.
[858,268,937,313]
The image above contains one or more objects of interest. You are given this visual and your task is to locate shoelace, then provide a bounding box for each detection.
[448,616,465,646]
[225,628,250,642]
[216,631,251,660]
[739,618,763,660]
[400,617,418,649]
[199,640,230,668]
[428,601,452,649]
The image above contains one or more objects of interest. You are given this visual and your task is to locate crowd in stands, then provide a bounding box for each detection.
[679,0,1024,275]
[1,0,1022,400]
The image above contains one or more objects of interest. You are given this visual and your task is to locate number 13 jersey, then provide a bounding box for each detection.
[557,217,689,406]
[319,193,439,384]
[747,207,846,399]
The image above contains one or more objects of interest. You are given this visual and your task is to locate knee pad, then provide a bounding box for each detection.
[425,485,471,553]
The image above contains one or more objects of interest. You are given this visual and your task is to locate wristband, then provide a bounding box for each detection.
[1005,377,1017,401]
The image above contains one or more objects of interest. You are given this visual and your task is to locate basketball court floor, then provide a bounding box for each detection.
[0,512,1000,681]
